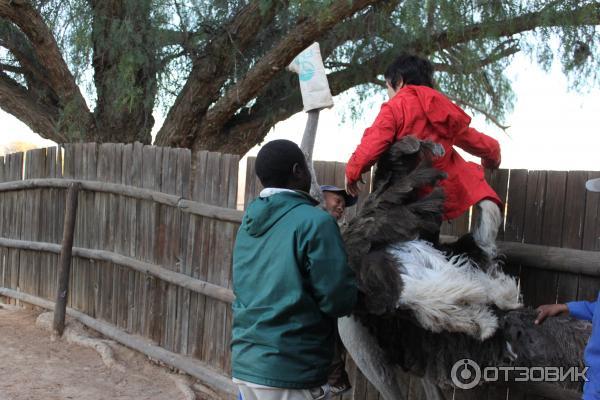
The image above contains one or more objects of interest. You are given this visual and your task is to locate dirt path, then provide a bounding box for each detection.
[0,304,193,400]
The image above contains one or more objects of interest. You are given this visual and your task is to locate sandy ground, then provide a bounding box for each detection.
[0,304,197,400]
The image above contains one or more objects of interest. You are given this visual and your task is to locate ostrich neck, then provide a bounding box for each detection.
[300,109,324,205]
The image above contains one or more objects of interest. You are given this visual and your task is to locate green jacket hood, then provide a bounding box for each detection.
[242,191,318,237]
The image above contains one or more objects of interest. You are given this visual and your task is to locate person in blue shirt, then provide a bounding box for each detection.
[535,177,600,400]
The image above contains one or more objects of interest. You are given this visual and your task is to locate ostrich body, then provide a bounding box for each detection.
[339,136,590,399]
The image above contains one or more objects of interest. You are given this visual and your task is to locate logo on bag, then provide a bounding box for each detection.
[298,61,315,81]
[294,49,316,81]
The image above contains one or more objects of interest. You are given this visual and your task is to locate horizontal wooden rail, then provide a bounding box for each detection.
[0,288,237,397]
[441,235,600,276]
[498,241,600,276]
[0,178,244,224]
[2,233,600,287]
[0,238,235,304]
[6,178,596,271]
[1,177,599,276]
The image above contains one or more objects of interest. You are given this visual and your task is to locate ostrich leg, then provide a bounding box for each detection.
[472,199,502,259]
[338,316,407,400]
[420,378,449,400]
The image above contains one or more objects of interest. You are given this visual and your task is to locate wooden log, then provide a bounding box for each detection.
[0,232,598,304]
[497,241,600,277]
[439,236,600,276]
[0,178,244,224]
[0,237,235,303]
[178,199,243,224]
[0,287,237,398]
[53,182,81,336]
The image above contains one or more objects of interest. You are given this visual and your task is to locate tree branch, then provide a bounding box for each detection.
[156,28,209,50]
[0,1,84,105]
[187,0,383,152]
[449,95,510,131]
[154,0,285,147]
[0,0,94,138]
[319,3,400,58]
[0,71,64,141]
[0,21,52,89]
[433,44,521,72]
[0,63,23,74]
[416,1,600,53]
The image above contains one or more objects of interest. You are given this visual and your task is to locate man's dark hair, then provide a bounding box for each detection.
[255,139,307,188]
[384,53,434,90]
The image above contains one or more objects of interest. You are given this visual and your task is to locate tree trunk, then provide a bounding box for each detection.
[90,0,158,144]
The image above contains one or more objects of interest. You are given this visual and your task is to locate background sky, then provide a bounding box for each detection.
[1,51,599,171]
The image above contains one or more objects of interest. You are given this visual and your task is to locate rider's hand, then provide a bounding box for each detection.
[345,175,365,197]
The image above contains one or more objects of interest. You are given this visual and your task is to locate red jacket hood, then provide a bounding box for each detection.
[400,85,471,139]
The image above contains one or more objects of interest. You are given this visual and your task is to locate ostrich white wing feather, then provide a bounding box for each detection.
[388,240,521,340]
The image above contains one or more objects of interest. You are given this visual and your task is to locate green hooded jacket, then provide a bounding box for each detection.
[231,190,357,389]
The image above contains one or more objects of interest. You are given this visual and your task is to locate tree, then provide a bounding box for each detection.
[0,0,598,155]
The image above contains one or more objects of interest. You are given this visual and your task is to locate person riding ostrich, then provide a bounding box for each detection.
[344,53,503,265]
[336,136,590,400]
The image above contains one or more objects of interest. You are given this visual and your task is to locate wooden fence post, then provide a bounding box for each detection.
[53,182,81,336]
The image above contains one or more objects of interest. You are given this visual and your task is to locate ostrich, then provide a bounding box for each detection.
[338,136,590,400]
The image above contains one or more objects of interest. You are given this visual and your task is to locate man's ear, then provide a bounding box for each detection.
[291,162,301,177]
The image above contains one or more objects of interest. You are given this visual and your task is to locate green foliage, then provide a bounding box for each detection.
[33,0,93,83]
[324,0,599,127]
[4,0,600,134]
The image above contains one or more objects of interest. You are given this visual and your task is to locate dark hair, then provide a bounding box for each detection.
[384,53,434,90]
[255,139,307,188]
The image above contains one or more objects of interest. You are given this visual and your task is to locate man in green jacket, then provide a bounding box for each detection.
[232,139,358,400]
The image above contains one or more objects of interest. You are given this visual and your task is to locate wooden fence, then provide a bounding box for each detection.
[0,143,240,396]
[0,143,599,400]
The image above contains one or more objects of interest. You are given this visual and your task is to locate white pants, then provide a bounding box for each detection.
[235,379,329,400]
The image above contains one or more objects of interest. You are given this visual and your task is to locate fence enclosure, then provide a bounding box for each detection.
[0,143,598,400]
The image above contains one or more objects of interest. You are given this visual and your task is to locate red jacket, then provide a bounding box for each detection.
[346,85,501,220]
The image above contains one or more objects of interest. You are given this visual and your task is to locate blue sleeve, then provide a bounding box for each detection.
[567,301,596,321]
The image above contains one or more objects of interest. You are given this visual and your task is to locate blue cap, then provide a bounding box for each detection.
[320,185,358,207]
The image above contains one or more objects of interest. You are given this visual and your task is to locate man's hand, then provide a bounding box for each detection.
[535,303,569,325]
[345,175,365,197]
